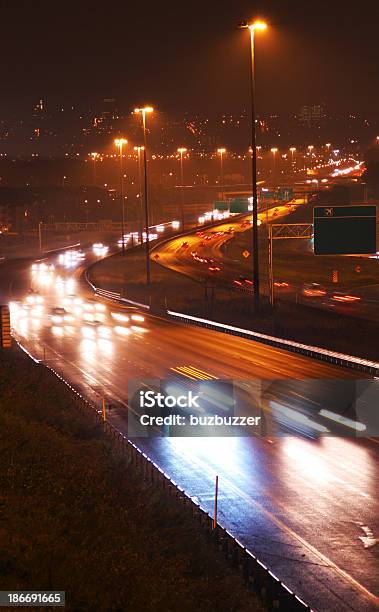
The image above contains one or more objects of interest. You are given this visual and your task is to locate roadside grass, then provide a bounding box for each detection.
[0,346,264,612]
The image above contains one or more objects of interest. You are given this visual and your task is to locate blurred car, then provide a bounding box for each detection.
[82,319,102,328]
[234,275,253,288]
[93,242,109,256]
[208,266,221,273]
[329,292,361,303]
[301,283,327,297]
[49,307,68,324]
[82,320,111,338]
[274,281,289,288]
[240,219,251,228]
[180,241,189,249]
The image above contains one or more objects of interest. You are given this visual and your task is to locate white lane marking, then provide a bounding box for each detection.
[356,523,379,549]
[168,440,379,608]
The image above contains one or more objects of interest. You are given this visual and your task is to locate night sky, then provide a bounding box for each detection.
[1,0,378,115]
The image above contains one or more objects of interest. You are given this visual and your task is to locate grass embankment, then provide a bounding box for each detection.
[0,346,264,612]
[224,227,378,290]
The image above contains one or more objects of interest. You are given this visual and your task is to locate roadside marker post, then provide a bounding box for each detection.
[0,305,11,348]
[102,397,106,421]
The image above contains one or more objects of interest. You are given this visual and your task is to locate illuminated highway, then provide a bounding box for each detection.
[150,205,379,323]
[2,246,379,611]
[150,205,291,286]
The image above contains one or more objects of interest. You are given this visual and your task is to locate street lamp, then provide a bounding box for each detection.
[289,147,296,174]
[177,147,187,230]
[114,138,128,255]
[241,19,267,313]
[91,152,99,186]
[308,145,314,155]
[135,106,154,288]
[271,147,278,177]
[134,146,145,244]
[217,148,226,200]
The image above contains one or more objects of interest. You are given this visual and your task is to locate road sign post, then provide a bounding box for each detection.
[268,223,313,307]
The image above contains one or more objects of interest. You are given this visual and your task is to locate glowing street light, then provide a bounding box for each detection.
[114,138,128,255]
[134,146,145,243]
[91,152,99,186]
[135,107,154,287]
[308,145,314,155]
[247,20,267,32]
[241,19,268,312]
[289,147,296,173]
[271,147,278,176]
[177,147,188,229]
[217,148,226,200]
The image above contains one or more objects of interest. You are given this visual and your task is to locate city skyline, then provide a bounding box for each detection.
[1,1,378,116]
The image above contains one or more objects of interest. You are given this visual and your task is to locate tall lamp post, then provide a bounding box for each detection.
[114,138,128,255]
[242,20,267,313]
[177,147,187,229]
[91,152,99,186]
[134,146,145,244]
[271,147,278,179]
[290,147,296,173]
[217,148,226,200]
[135,106,154,287]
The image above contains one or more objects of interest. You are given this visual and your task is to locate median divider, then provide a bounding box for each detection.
[166,310,379,376]
[93,286,150,311]
[13,336,311,611]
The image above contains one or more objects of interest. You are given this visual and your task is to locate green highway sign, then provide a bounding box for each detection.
[230,198,249,213]
[313,205,377,255]
[213,201,229,211]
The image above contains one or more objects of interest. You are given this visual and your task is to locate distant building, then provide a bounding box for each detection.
[298,105,325,125]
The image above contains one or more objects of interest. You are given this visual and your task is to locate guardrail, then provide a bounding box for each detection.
[167,310,379,376]
[94,286,150,311]
[14,334,310,611]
